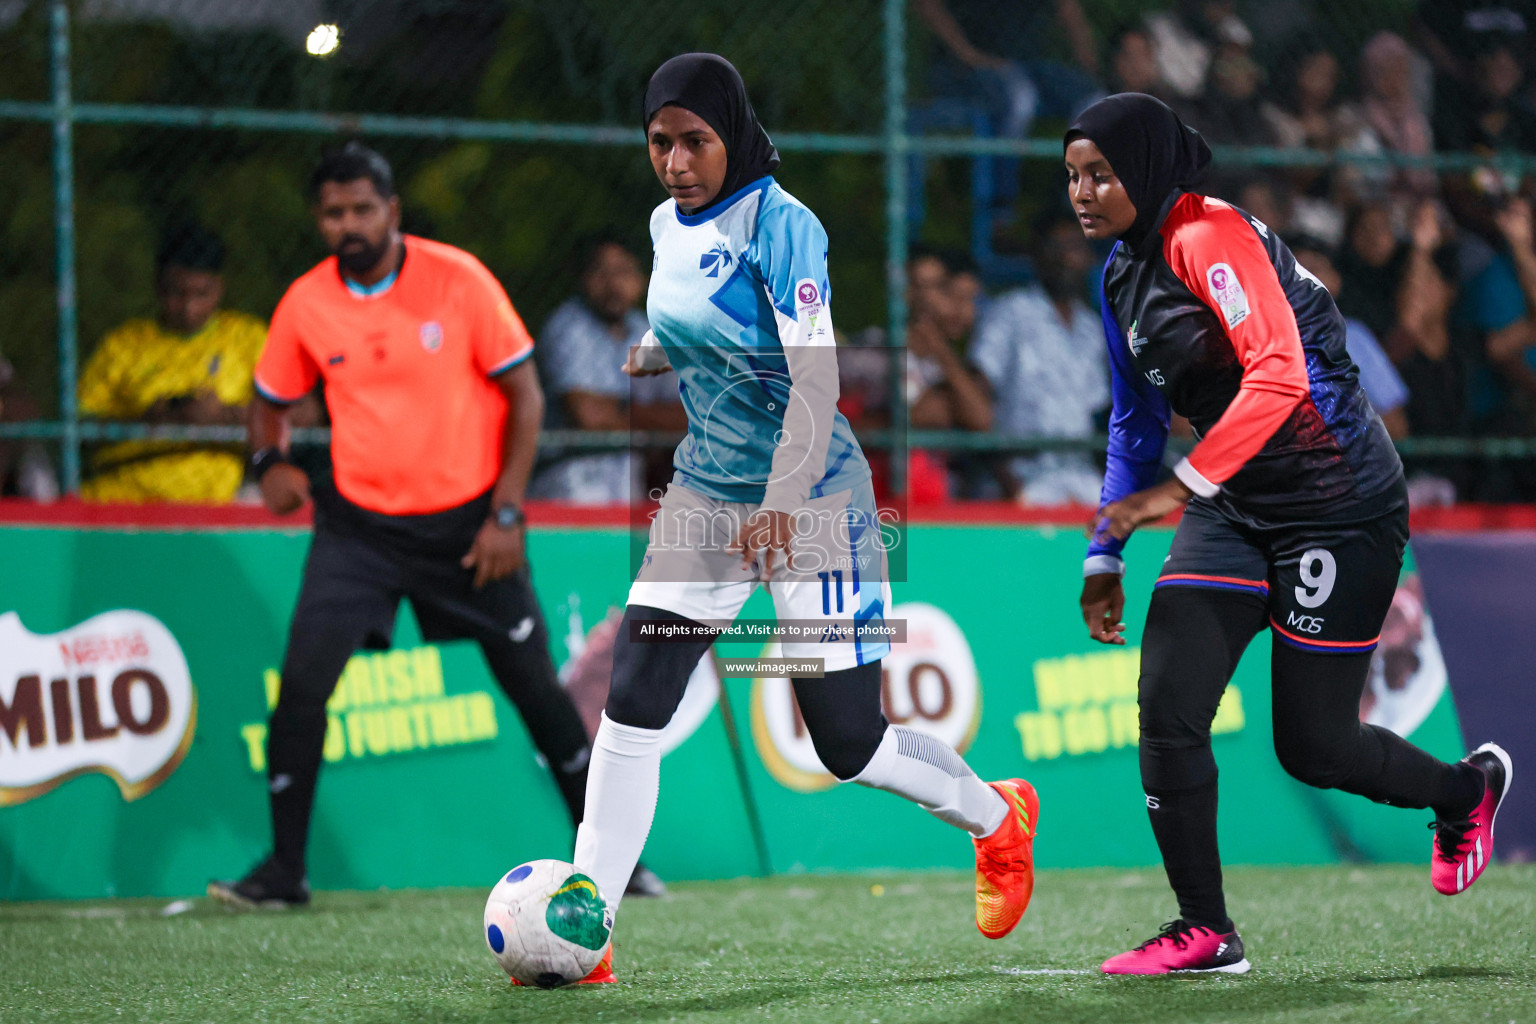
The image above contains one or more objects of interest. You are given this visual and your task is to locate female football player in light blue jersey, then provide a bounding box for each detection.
[567,53,1038,983]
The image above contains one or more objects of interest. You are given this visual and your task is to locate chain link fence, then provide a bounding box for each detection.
[3,0,1536,502]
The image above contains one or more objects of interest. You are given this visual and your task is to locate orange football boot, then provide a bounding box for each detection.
[577,945,617,984]
[510,945,616,987]
[973,778,1039,939]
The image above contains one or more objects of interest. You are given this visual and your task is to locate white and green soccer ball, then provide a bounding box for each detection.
[483,859,612,988]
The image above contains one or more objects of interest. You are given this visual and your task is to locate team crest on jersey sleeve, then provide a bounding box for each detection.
[1205,263,1250,329]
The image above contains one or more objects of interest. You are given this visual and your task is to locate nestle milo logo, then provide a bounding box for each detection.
[0,610,197,805]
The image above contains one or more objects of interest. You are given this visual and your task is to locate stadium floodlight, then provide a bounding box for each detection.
[305,23,340,57]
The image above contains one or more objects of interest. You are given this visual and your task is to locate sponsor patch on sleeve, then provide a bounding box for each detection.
[1205,263,1250,330]
[794,278,822,314]
[793,278,829,339]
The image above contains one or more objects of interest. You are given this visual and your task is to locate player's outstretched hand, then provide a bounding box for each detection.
[260,462,311,516]
[729,509,794,581]
[1080,573,1127,645]
[1092,478,1193,543]
[462,520,528,589]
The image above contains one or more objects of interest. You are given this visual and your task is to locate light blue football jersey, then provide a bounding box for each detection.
[646,175,869,511]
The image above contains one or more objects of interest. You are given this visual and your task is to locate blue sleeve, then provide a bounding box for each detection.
[1458,255,1526,332]
[753,199,831,320]
[1088,254,1170,565]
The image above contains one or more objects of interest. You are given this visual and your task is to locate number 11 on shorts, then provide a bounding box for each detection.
[818,571,844,615]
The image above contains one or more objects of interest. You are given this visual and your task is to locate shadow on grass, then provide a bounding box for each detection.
[941,976,1372,1024]
[357,973,1400,1024]
[360,970,1007,1024]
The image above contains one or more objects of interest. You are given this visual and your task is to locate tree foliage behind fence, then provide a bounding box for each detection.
[2,0,1533,494]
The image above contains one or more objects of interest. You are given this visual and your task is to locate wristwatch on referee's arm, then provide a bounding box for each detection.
[491,503,526,530]
[248,445,291,482]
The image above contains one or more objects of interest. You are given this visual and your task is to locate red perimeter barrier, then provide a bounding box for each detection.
[1,498,1533,532]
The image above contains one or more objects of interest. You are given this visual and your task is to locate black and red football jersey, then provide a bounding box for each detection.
[1086,192,1403,572]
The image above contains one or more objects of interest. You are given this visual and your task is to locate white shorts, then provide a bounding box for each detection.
[627,480,893,672]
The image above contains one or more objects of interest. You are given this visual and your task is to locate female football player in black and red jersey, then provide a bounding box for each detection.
[1067,94,1513,975]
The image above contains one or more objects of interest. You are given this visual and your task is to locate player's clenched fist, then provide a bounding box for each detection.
[1080,573,1126,646]
[260,462,311,516]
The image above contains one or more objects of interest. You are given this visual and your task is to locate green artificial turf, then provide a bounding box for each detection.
[3,864,1532,1024]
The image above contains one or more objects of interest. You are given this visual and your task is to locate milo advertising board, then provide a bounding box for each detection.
[0,610,196,806]
[0,518,1466,899]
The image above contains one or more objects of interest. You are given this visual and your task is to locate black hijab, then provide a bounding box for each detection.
[1065,93,1212,251]
[643,53,781,214]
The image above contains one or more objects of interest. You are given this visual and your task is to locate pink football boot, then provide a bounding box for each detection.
[1431,743,1513,896]
[1101,920,1251,975]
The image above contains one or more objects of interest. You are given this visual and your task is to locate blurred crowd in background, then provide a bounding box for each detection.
[4,0,1536,506]
[898,0,1536,505]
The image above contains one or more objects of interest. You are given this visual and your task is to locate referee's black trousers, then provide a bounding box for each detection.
[264,491,591,876]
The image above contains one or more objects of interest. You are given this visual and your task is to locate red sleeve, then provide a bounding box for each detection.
[1162,197,1310,495]
[253,287,319,403]
[462,255,534,377]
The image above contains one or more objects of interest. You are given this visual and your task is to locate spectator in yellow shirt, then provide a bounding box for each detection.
[78,224,267,503]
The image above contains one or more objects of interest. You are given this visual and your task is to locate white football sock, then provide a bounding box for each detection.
[852,725,1008,836]
[572,713,664,916]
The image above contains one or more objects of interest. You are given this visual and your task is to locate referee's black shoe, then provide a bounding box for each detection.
[208,855,311,910]
[626,862,668,898]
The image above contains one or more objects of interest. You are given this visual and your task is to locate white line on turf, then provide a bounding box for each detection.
[993,968,1093,975]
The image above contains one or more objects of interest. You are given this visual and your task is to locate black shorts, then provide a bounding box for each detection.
[294,482,541,649]
[1157,487,1409,655]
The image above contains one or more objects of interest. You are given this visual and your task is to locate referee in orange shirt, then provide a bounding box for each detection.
[210,143,661,907]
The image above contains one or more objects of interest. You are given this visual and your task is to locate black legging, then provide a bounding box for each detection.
[1139,586,1460,803]
[1138,585,1473,927]
[606,604,887,780]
